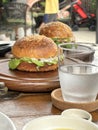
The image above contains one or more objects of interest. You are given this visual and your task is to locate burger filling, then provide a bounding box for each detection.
[52,38,72,45]
[8,56,59,70]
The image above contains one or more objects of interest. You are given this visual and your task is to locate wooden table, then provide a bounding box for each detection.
[0,92,61,130]
[0,92,98,130]
[0,41,98,130]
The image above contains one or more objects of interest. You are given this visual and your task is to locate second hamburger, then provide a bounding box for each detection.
[39,21,75,45]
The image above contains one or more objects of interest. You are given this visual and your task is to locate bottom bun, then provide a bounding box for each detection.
[17,62,58,72]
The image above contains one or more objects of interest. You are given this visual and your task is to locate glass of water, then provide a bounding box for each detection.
[58,43,98,103]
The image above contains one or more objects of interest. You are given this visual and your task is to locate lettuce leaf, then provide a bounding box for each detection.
[9,58,21,70]
[8,57,58,70]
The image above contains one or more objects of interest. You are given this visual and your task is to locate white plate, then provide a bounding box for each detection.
[23,115,98,130]
[0,112,16,130]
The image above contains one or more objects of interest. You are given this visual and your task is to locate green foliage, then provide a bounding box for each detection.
[2,0,9,3]
[91,0,96,9]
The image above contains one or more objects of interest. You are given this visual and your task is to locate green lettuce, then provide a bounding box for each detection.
[8,57,58,70]
[52,37,71,45]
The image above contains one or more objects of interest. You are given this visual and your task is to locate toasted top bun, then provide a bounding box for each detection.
[39,21,74,40]
[12,35,58,59]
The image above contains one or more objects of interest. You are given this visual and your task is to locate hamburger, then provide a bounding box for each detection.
[8,35,59,72]
[39,21,75,45]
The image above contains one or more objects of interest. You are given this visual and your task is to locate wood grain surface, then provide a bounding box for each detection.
[0,57,98,130]
[0,93,98,130]
[0,60,60,92]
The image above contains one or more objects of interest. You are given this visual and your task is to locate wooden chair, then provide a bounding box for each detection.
[2,2,32,40]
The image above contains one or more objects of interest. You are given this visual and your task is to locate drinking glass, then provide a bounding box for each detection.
[58,43,98,103]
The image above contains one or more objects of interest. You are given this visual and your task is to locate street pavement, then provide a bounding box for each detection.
[73,27,96,44]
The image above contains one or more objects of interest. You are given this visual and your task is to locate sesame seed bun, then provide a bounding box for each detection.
[39,21,75,42]
[9,35,58,72]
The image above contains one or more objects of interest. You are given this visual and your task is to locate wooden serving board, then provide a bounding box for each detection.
[0,60,60,92]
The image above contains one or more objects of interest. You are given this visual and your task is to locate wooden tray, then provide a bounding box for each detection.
[51,88,98,112]
[0,60,60,92]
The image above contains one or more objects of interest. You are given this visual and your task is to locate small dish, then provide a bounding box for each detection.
[0,111,16,130]
[61,108,92,121]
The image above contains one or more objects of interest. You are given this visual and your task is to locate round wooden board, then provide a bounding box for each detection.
[51,88,98,112]
[0,60,60,92]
